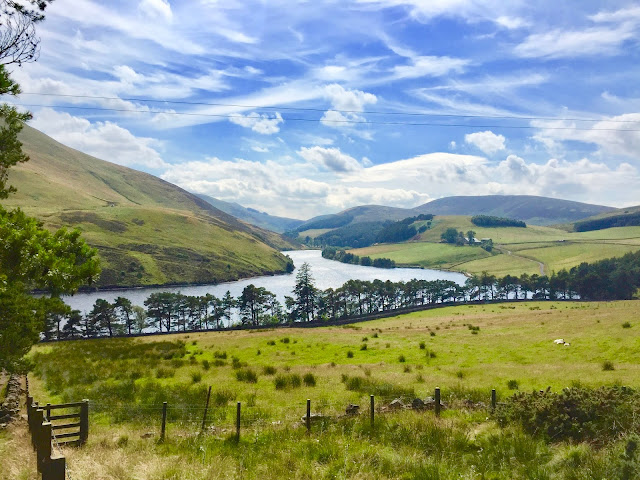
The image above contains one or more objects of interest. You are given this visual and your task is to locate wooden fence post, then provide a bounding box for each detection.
[370,395,375,429]
[38,421,52,473]
[161,402,167,441]
[201,386,212,432]
[42,455,66,480]
[45,403,51,421]
[435,387,441,417]
[26,396,33,433]
[491,389,496,410]
[79,399,89,446]
[306,399,311,433]
[236,402,241,443]
[32,408,43,455]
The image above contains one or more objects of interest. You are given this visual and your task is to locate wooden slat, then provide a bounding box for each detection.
[52,422,81,430]
[48,413,80,421]
[55,432,80,439]
[47,402,85,410]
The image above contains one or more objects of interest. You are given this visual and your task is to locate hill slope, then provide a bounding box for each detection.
[4,125,293,288]
[414,195,615,226]
[296,204,415,232]
[197,194,303,233]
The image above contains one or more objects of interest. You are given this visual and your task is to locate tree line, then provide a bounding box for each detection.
[471,215,526,228]
[43,250,640,340]
[322,247,396,268]
[574,211,640,232]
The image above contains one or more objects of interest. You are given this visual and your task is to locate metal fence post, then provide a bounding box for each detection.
[435,387,441,417]
[161,402,167,441]
[370,395,375,428]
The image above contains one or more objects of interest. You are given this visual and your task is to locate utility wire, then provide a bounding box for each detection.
[12,102,640,131]
[18,92,640,124]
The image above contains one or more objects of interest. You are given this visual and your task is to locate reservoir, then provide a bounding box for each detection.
[63,250,467,313]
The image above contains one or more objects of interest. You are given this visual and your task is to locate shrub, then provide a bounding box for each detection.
[303,373,317,387]
[346,350,354,358]
[262,365,277,375]
[507,379,519,390]
[362,337,368,342]
[428,351,437,358]
[430,331,436,337]
[495,386,640,444]
[456,370,465,379]
[280,337,290,344]
[155,367,175,379]
[213,359,226,367]
[419,341,426,350]
[267,340,276,346]
[602,361,615,371]
[360,344,367,351]
[372,333,379,338]
[623,322,632,328]
[398,355,406,363]
[191,372,202,383]
[236,368,258,383]
[403,366,412,373]
[213,389,235,406]
[341,374,414,399]
[202,360,210,370]
[256,349,261,355]
[170,358,185,368]
[213,351,227,359]
[274,373,302,390]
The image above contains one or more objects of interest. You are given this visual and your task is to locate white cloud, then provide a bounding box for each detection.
[393,56,469,79]
[139,0,173,22]
[229,112,284,134]
[532,113,640,159]
[298,146,363,172]
[30,108,168,169]
[251,146,269,153]
[514,25,638,59]
[465,131,506,155]
[323,84,377,111]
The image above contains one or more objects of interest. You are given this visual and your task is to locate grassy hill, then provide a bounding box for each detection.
[3,125,294,288]
[349,215,640,277]
[12,301,640,479]
[414,195,615,226]
[197,194,304,233]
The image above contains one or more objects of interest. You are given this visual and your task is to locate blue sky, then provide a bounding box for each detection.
[10,0,640,218]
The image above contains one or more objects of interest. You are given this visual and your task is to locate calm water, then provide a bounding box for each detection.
[63,250,467,313]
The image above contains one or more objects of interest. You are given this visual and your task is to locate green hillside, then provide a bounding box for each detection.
[349,215,640,277]
[3,125,293,288]
[414,195,615,226]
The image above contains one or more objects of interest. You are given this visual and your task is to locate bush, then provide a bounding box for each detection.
[191,372,202,383]
[623,322,632,328]
[346,350,354,358]
[430,331,436,337]
[202,360,210,370]
[267,340,276,345]
[398,355,406,363]
[213,389,235,406]
[235,368,258,383]
[274,373,302,390]
[602,361,615,371]
[360,344,367,351]
[155,367,175,379]
[341,374,414,399]
[303,373,317,387]
[419,341,426,350]
[280,337,290,344]
[213,351,227,359]
[262,365,277,375]
[403,366,412,373]
[372,333,379,338]
[507,379,519,390]
[495,386,640,444]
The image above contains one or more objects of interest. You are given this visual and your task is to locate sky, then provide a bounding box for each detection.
[8,0,640,219]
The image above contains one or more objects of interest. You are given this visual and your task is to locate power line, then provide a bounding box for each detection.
[13,102,640,132]
[18,92,640,125]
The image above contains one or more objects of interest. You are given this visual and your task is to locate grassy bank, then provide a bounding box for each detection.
[9,301,638,478]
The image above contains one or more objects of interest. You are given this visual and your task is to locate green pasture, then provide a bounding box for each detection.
[17,301,640,480]
[353,242,492,269]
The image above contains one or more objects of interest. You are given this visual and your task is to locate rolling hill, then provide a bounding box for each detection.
[3,125,294,288]
[414,195,615,226]
[197,194,303,233]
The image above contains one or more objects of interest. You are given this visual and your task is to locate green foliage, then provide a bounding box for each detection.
[302,372,316,387]
[440,227,460,244]
[471,215,527,228]
[341,374,414,399]
[262,365,277,375]
[623,322,632,329]
[507,379,519,390]
[575,212,640,232]
[602,361,615,371]
[496,386,640,444]
[274,373,302,390]
[235,368,258,383]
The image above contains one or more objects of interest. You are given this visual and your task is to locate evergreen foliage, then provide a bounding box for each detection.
[471,215,527,228]
[574,211,640,232]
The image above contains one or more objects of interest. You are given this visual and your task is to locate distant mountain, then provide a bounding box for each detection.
[4,125,294,288]
[197,194,303,233]
[413,195,616,226]
[296,205,414,231]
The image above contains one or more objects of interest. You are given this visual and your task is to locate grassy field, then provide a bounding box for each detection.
[3,125,293,287]
[348,215,640,277]
[6,301,640,479]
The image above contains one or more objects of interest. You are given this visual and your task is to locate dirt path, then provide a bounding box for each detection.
[498,246,545,275]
